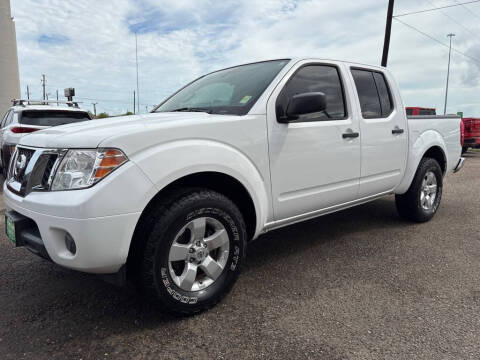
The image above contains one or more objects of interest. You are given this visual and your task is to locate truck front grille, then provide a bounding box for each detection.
[11,147,35,184]
[7,147,65,197]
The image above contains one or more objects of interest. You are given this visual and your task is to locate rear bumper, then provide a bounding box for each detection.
[453,157,465,173]
[463,137,480,146]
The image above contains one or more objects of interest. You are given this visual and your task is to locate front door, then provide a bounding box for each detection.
[267,62,361,221]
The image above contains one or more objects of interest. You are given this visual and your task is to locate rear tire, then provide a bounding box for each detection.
[133,188,246,315]
[462,146,469,154]
[395,158,443,223]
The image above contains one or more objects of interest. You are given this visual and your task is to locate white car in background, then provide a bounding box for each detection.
[0,101,92,175]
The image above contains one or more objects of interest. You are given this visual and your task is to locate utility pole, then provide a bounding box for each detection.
[444,33,455,115]
[381,0,395,67]
[92,102,98,117]
[41,74,46,101]
[26,85,30,100]
[56,89,59,105]
[135,32,140,114]
[133,90,136,115]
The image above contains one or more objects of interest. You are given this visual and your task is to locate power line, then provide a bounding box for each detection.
[454,0,480,20]
[424,0,479,38]
[393,17,480,65]
[394,0,480,17]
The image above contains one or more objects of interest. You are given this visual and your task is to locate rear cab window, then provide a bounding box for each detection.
[19,111,91,127]
[351,68,394,118]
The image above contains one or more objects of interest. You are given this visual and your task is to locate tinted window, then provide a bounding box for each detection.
[276,65,346,121]
[373,72,393,116]
[351,69,381,118]
[20,111,91,126]
[419,109,436,115]
[155,60,289,116]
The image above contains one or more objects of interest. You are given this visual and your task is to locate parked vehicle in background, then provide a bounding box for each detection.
[4,58,464,315]
[406,107,436,116]
[461,117,480,153]
[0,100,92,175]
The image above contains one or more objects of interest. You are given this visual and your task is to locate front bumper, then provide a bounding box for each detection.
[3,161,156,274]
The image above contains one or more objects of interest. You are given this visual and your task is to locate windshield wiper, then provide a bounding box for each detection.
[170,107,212,114]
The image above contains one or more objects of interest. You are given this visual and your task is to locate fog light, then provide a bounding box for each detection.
[65,233,76,255]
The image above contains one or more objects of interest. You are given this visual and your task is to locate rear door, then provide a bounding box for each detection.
[349,68,408,197]
[267,61,361,221]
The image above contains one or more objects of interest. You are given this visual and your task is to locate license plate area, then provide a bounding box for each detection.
[4,211,33,247]
[5,215,16,245]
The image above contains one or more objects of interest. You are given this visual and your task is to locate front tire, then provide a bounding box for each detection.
[395,158,443,223]
[135,188,246,315]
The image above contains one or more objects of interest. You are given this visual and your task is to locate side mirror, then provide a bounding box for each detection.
[281,92,327,122]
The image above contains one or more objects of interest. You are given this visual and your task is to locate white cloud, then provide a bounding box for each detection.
[10,0,480,116]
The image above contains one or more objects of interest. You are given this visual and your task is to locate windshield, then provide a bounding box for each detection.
[20,110,91,126]
[154,60,289,116]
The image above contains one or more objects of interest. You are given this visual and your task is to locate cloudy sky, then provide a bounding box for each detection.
[10,0,480,116]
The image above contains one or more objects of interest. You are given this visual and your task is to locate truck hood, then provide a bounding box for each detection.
[18,112,216,150]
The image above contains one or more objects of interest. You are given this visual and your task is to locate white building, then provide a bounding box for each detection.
[0,0,20,117]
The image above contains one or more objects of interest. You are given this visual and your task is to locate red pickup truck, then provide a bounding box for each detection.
[462,117,480,153]
[406,107,437,116]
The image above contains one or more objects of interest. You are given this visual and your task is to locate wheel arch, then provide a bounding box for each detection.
[126,171,261,277]
[395,130,448,194]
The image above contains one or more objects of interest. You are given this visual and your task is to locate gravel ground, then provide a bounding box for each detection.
[0,152,479,360]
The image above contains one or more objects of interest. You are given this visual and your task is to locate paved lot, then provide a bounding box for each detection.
[0,152,479,360]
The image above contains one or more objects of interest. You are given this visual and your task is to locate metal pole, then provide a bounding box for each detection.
[135,33,140,114]
[26,85,30,100]
[41,74,46,101]
[92,102,97,117]
[56,89,59,106]
[133,90,136,115]
[444,33,455,115]
[381,0,395,67]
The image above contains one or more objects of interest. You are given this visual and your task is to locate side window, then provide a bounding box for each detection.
[351,69,381,118]
[373,72,393,116]
[5,111,14,126]
[1,110,10,128]
[276,65,346,121]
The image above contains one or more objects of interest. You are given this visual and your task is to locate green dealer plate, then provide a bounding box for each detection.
[5,215,16,245]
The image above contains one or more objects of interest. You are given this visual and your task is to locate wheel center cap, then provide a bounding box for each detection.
[193,246,207,262]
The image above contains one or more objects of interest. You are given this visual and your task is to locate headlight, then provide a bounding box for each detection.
[51,148,128,190]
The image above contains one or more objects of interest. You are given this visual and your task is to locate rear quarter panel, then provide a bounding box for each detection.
[395,115,461,194]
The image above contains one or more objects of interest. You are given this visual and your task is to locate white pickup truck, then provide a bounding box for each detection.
[4,58,464,315]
